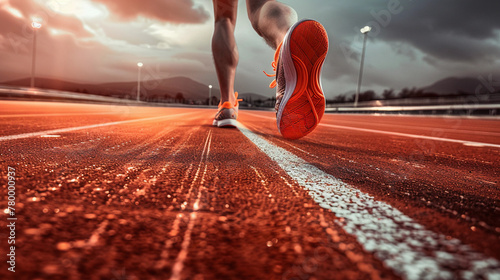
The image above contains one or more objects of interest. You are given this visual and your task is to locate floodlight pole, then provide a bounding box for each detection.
[355,26,371,107]
[31,21,42,88]
[137,62,143,101]
[208,85,212,106]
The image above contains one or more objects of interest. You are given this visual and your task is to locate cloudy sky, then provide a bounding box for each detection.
[0,0,499,98]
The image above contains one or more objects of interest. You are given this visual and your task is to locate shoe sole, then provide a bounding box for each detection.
[277,19,329,140]
[213,118,238,127]
[213,107,239,127]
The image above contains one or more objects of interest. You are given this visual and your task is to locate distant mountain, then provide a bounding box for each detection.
[421,77,481,94]
[1,76,221,101]
[3,78,93,93]
[98,76,221,100]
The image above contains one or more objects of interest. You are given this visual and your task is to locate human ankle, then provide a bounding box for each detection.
[220,93,236,104]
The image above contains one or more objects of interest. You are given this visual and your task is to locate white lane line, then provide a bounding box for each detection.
[0,112,193,142]
[86,220,109,247]
[321,123,500,149]
[237,123,500,280]
[0,112,116,118]
[205,130,212,160]
[279,175,300,197]
[155,133,196,270]
[243,112,500,149]
[331,119,500,137]
[169,212,197,280]
[250,166,272,195]
[169,131,212,280]
[178,164,194,194]
[156,213,186,270]
[184,131,212,202]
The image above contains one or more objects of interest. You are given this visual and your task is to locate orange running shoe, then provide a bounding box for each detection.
[265,19,329,139]
[212,92,242,127]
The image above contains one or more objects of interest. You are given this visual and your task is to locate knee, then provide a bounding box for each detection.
[214,0,237,23]
[262,2,297,26]
[249,2,297,34]
[262,2,290,19]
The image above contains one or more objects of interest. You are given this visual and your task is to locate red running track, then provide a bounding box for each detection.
[0,100,499,280]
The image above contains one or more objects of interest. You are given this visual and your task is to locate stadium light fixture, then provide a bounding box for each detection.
[360,26,372,34]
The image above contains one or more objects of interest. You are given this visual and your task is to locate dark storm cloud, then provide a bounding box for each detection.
[323,0,500,63]
[91,0,210,24]
[297,0,500,89]
[375,0,500,62]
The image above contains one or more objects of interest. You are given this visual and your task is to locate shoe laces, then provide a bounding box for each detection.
[218,92,243,110]
[263,42,283,89]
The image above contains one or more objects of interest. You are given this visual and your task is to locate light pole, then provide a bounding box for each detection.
[137,62,143,101]
[31,21,42,88]
[354,26,371,107]
[208,84,212,106]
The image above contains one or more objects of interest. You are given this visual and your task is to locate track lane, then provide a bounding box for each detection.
[1,101,499,279]
[237,121,500,279]
[0,100,196,137]
[1,102,396,279]
[238,110,500,260]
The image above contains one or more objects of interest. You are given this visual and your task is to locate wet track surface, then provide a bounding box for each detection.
[0,100,499,280]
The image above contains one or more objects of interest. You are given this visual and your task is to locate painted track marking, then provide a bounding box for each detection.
[169,130,212,280]
[0,112,194,142]
[0,112,117,118]
[237,123,500,280]
[243,112,500,148]
[333,119,500,137]
[321,122,500,148]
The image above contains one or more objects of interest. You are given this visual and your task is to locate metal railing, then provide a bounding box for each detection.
[326,94,500,116]
[326,103,499,116]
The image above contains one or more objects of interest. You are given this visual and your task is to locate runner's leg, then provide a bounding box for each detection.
[212,0,239,104]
